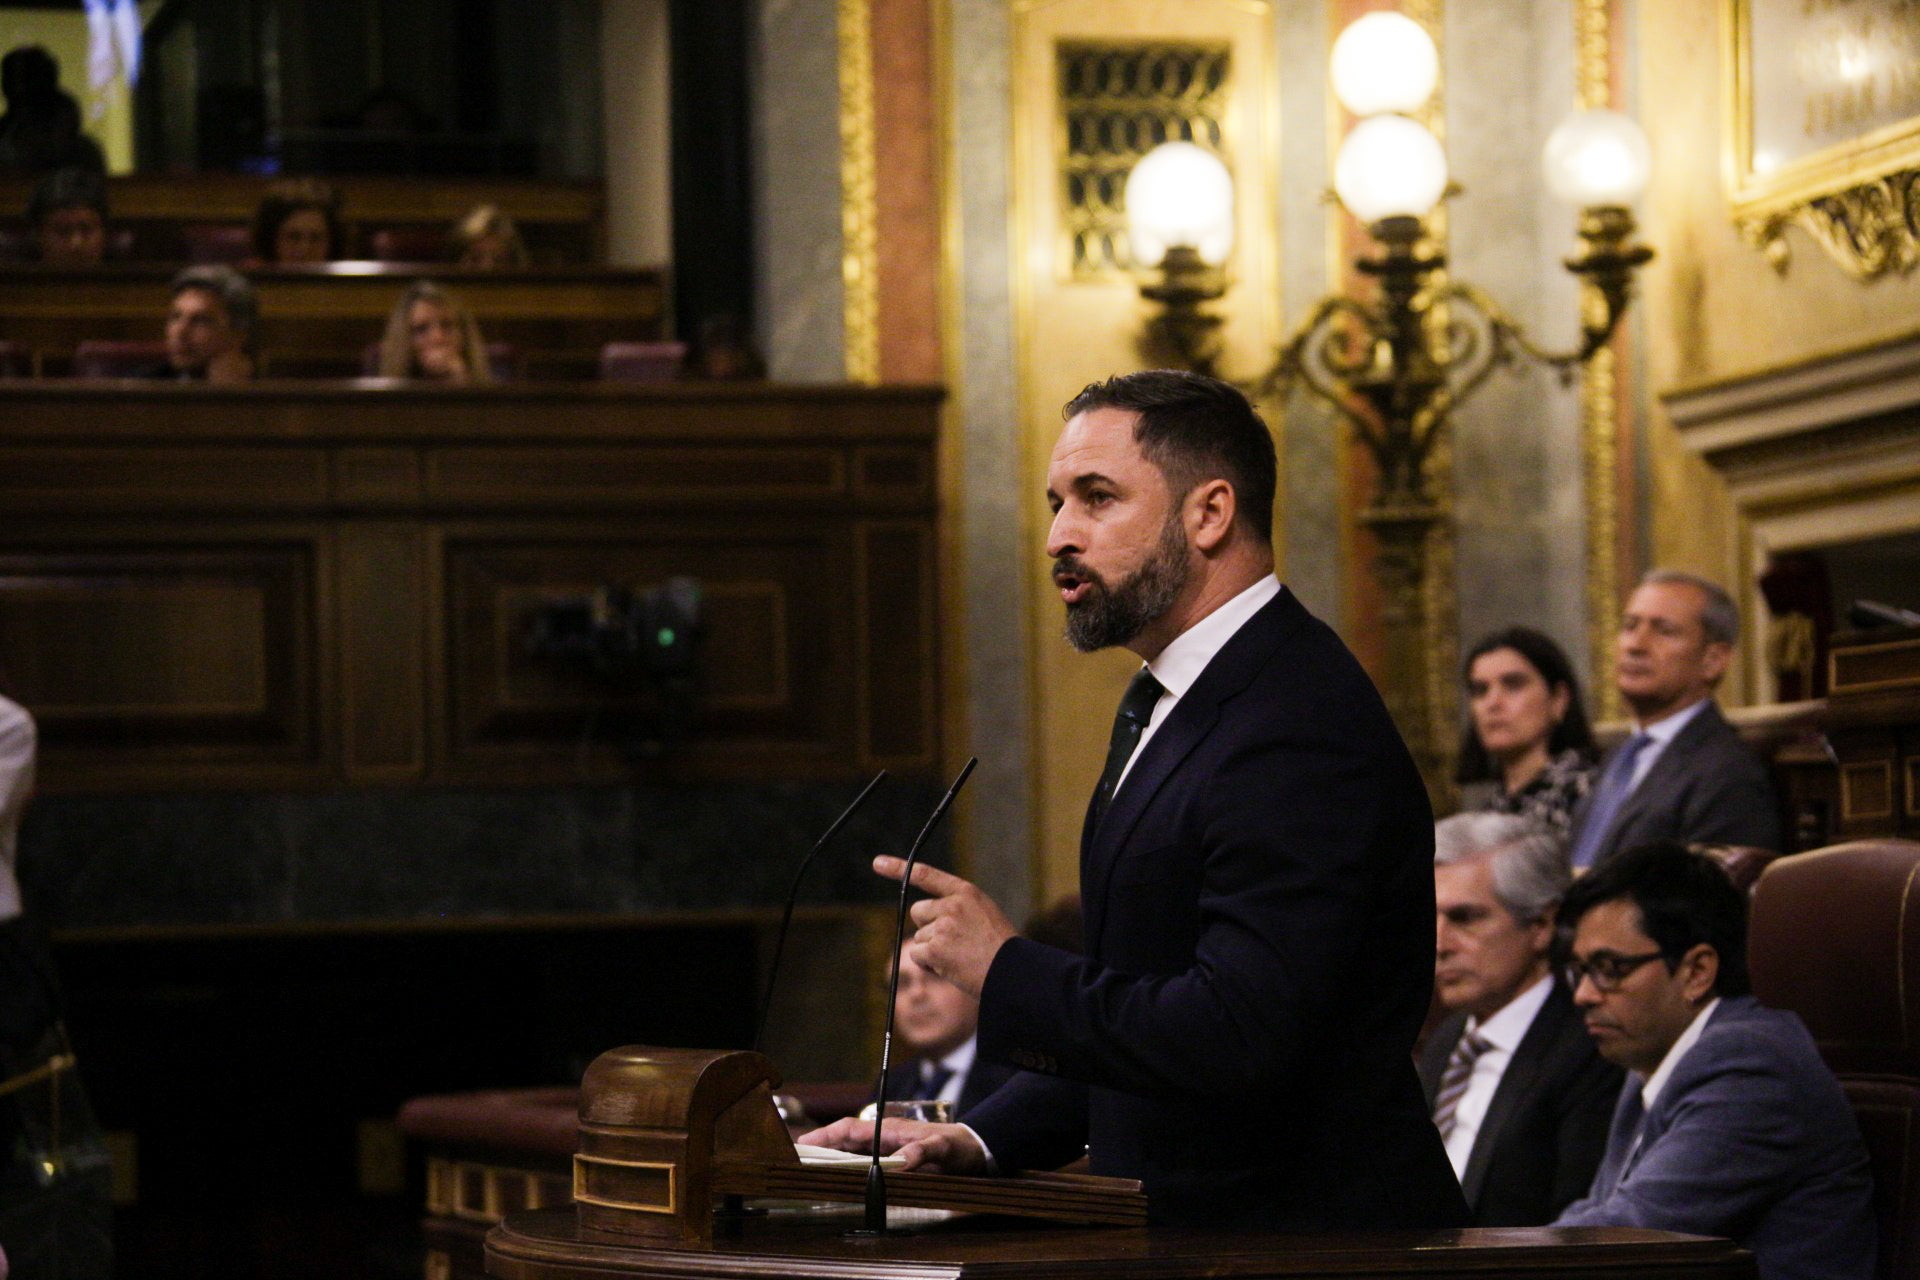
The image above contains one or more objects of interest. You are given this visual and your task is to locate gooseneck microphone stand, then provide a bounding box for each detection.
[852,756,978,1238]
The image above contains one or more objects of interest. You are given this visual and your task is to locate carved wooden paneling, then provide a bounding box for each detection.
[857,521,937,767]
[0,544,321,779]
[0,384,941,791]
[441,528,854,781]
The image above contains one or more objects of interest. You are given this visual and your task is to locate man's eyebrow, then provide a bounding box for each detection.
[1069,471,1120,492]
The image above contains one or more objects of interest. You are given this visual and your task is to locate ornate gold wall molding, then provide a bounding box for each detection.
[1055,42,1234,280]
[838,0,882,384]
[1721,0,1920,282]
[1737,171,1920,281]
[1579,0,1625,721]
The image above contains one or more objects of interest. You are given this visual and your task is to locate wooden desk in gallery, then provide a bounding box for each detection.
[0,262,666,378]
[489,1212,1753,1280]
[0,380,943,792]
[0,172,606,262]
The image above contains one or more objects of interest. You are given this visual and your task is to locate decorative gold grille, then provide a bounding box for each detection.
[1057,41,1232,279]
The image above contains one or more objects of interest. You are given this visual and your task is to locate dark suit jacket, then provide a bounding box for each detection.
[1557,996,1876,1280]
[883,1047,1019,1119]
[1417,981,1622,1226]
[1569,701,1781,865]
[965,586,1467,1230]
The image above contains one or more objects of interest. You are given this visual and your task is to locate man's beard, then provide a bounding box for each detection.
[1058,513,1191,653]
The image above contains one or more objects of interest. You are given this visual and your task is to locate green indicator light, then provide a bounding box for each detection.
[657,628,676,647]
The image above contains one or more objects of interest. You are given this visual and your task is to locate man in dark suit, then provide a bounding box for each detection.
[882,943,1017,1119]
[1554,842,1875,1280]
[1568,571,1779,869]
[1421,812,1620,1225]
[802,370,1466,1230]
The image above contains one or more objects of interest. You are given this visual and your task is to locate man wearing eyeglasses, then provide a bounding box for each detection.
[1552,842,1874,1280]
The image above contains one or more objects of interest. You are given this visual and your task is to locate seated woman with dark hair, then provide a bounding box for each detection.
[1456,627,1598,836]
[377,280,494,384]
[251,177,343,265]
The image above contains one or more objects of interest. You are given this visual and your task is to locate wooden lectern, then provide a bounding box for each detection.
[485,1046,1756,1280]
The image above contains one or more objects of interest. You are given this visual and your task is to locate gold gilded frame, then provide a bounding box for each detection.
[1722,0,1920,280]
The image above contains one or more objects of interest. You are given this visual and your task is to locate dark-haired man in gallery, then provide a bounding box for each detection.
[802,370,1467,1230]
[1567,571,1780,869]
[1554,842,1875,1280]
[159,265,256,384]
[1422,813,1620,1225]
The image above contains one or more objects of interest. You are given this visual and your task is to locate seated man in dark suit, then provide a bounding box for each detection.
[1568,571,1780,869]
[1554,842,1875,1280]
[1422,813,1620,1224]
[883,943,1015,1119]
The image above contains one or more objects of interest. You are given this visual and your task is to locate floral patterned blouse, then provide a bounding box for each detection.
[1481,748,1598,839]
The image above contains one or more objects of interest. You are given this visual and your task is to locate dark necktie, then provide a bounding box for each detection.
[1431,1030,1492,1139]
[1091,667,1165,829]
[915,1062,954,1102]
[1570,732,1653,869]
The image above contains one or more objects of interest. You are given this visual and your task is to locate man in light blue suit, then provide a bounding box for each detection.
[1553,842,1875,1280]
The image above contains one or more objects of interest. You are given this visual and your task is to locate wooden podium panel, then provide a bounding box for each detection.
[488,1209,1755,1280]
[0,381,942,790]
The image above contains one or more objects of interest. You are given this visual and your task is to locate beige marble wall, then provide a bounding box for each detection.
[754,0,850,381]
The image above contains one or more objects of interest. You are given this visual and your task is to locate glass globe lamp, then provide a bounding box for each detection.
[1330,13,1439,116]
[1542,108,1652,208]
[1333,114,1449,225]
[1125,141,1236,267]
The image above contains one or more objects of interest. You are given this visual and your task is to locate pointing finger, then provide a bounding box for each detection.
[873,856,972,897]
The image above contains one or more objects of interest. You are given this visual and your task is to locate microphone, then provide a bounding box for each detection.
[753,769,888,1055]
[858,756,978,1236]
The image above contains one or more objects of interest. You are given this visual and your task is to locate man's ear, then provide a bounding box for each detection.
[1700,641,1733,686]
[1677,942,1719,1003]
[1189,478,1236,553]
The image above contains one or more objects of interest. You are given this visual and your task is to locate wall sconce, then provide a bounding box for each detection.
[1126,10,1655,789]
[1127,140,1235,377]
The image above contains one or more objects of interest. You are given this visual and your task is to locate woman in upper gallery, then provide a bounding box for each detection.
[249,177,344,265]
[446,203,528,270]
[376,279,495,384]
[1454,626,1599,837]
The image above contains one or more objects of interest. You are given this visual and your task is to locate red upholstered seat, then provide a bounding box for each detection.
[180,223,252,265]
[367,227,447,262]
[1751,839,1920,1280]
[598,341,687,382]
[71,340,166,378]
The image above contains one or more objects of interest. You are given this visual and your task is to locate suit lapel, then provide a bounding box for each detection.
[1078,588,1302,958]
[1460,983,1573,1203]
[1604,702,1721,847]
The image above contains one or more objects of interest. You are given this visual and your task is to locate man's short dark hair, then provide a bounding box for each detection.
[169,264,258,338]
[1557,841,1750,997]
[1063,369,1277,543]
[27,165,106,227]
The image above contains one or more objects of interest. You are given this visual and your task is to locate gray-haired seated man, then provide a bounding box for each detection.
[1553,841,1875,1280]
[1420,812,1620,1224]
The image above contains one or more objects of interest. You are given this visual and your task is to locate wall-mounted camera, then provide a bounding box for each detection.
[525,577,704,757]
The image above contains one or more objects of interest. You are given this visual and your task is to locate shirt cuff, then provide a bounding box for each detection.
[955,1123,998,1174]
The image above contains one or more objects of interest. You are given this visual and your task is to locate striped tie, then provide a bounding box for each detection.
[1431,1031,1493,1140]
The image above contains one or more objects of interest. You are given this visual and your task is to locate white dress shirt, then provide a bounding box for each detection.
[0,695,35,922]
[1640,996,1720,1112]
[923,1035,978,1107]
[1113,574,1281,795]
[1442,973,1554,1179]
